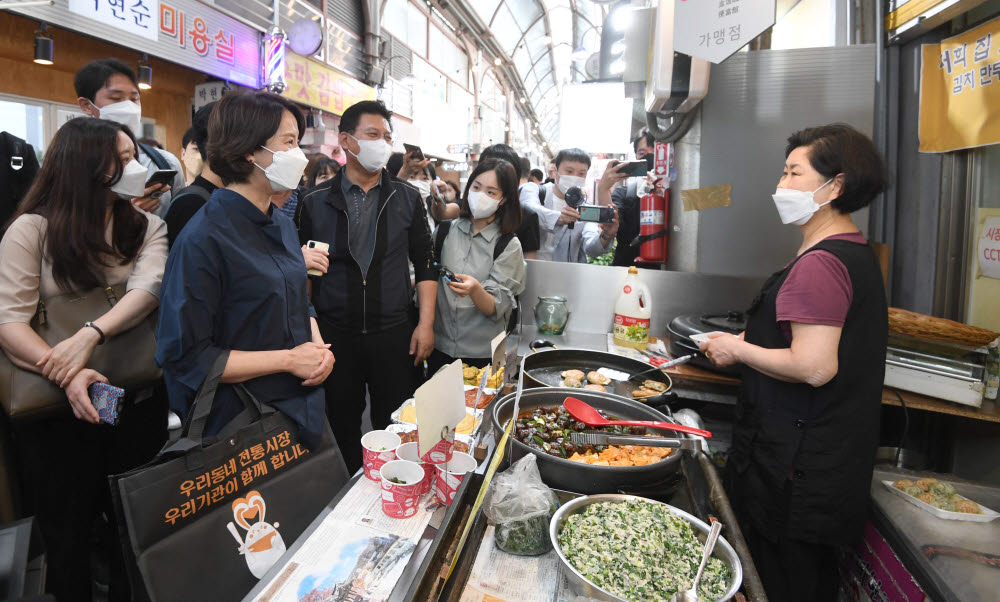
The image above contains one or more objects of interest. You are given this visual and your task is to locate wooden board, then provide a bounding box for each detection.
[661,359,1000,425]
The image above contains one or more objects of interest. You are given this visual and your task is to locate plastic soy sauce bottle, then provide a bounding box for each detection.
[612,266,652,350]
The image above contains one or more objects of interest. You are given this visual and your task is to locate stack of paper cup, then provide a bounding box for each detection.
[361,430,401,481]
[379,460,425,518]
[395,442,434,495]
[434,452,478,505]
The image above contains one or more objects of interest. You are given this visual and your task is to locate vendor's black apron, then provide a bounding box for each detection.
[727,239,887,546]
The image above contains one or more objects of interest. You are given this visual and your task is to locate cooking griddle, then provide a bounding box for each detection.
[523,348,673,404]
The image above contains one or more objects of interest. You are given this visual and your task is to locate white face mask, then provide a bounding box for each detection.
[408,180,431,198]
[93,99,142,136]
[182,148,203,179]
[771,178,834,226]
[346,134,392,174]
[467,190,500,219]
[557,174,586,195]
[111,159,149,200]
[256,146,308,192]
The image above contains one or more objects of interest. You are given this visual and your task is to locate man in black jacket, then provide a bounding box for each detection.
[298,100,436,472]
[598,129,656,266]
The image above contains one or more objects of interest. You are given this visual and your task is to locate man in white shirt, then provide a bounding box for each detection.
[522,148,618,263]
[75,58,186,218]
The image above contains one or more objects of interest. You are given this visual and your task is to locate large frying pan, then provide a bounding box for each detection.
[522,348,673,404]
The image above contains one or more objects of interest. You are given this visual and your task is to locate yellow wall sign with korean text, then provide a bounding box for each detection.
[919,17,1000,153]
[284,52,375,116]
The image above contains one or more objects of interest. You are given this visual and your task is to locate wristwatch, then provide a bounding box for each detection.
[84,321,106,345]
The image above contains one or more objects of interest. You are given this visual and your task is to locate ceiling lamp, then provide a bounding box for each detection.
[519,97,526,103]
[33,23,53,65]
[137,53,153,90]
[493,57,502,66]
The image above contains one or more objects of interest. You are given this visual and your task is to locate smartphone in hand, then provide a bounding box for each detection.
[89,382,125,425]
[305,240,330,276]
[403,143,425,161]
[145,169,178,199]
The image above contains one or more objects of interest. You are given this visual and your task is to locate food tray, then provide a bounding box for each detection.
[390,398,482,434]
[385,423,476,457]
[881,481,1000,523]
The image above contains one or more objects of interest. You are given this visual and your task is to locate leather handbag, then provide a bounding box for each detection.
[110,352,350,602]
[0,283,161,420]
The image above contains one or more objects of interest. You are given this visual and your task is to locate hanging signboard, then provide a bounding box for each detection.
[12,0,260,87]
[919,16,1000,152]
[673,0,775,64]
[284,52,376,116]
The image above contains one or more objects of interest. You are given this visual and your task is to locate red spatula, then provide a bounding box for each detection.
[563,397,713,439]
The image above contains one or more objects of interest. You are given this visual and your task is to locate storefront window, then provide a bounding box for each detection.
[0,98,46,158]
[382,0,426,57]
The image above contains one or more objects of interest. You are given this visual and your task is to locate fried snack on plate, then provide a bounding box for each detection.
[915,478,938,492]
[464,389,496,409]
[583,384,607,392]
[916,492,937,505]
[642,379,668,393]
[955,500,982,514]
[893,479,914,491]
[632,387,659,399]
[399,405,417,424]
[456,412,479,435]
[587,371,612,385]
[563,376,583,388]
[562,369,585,382]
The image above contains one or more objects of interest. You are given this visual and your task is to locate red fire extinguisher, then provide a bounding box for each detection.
[637,182,668,263]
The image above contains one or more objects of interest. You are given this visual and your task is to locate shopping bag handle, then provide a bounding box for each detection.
[163,351,272,454]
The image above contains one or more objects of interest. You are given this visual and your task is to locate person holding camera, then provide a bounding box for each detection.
[522,148,619,263]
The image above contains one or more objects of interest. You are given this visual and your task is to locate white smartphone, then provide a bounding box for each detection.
[306,240,329,276]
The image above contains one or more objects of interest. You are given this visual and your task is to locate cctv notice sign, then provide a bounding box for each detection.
[673,0,776,64]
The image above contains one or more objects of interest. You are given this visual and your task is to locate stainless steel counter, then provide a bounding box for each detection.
[870,466,1000,602]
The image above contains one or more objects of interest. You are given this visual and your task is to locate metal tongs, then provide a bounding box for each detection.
[569,432,704,452]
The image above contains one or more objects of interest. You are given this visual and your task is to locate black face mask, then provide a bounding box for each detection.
[643,154,655,171]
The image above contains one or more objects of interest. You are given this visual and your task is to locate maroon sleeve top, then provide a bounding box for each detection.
[776,232,868,343]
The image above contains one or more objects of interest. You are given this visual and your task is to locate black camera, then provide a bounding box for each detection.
[578,204,616,224]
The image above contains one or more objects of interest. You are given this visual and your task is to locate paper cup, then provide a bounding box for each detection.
[379,460,425,518]
[421,436,455,465]
[395,442,435,495]
[434,452,478,505]
[361,430,401,481]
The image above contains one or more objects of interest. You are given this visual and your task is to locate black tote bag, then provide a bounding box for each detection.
[111,352,350,602]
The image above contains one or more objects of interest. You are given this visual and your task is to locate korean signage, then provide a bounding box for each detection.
[13,0,260,87]
[919,17,1000,152]
[69,0,158,40]
[673,0,775,64]
[284,51,375,116]
[979,216,1000,280]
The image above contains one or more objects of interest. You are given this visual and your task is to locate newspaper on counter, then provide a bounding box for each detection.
[459,526,578,602]
[251,478,439,602]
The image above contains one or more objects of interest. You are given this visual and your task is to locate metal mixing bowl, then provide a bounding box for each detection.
[549,494,743,602]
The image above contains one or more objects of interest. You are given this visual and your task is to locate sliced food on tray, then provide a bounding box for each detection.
[464,388,496,409]
[558,498,730,601]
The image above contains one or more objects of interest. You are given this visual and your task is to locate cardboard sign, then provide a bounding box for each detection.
[414,360,467,459]
[919,16,1000,152]
[490,332,506,377]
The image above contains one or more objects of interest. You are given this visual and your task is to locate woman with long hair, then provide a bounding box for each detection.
[0,116,168,601]
[428,158,527,373]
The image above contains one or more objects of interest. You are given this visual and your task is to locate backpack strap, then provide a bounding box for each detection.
[493,232,516,261]
[139,143,171,170]
[434,219,452,264]
[170,184,210,206]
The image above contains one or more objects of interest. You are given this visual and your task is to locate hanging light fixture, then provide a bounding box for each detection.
[137,53,153,90]
[33,22,53,66]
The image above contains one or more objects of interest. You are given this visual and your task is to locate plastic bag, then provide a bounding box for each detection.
[483,454,560,556]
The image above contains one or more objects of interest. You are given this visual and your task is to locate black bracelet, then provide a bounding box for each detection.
[83,321,106,345]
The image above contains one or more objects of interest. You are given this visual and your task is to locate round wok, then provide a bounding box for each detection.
[491,387,684,494]
[523,348,673,404]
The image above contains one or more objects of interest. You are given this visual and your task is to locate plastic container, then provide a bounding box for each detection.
[612,266,652,350]
[985,338,999,401]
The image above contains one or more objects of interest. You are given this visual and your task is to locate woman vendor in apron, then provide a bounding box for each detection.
[699,124,888,602]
